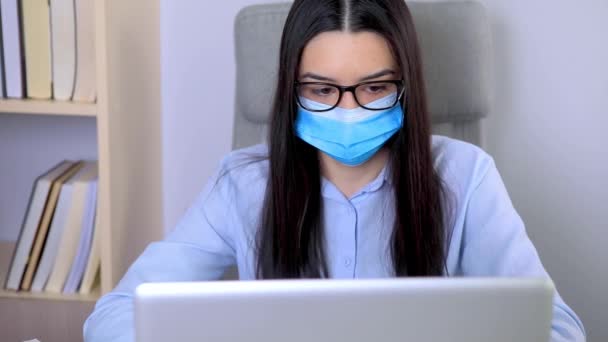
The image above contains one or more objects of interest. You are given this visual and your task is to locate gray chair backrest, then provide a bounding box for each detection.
[233,1,493,150]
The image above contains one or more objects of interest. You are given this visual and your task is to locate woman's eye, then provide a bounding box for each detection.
[364,85,388,94]
[312,87,336,96]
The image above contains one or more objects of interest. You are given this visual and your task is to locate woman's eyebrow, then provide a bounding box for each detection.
[359,69,396,82]
[300,72,337,82]
[299,69,396,83]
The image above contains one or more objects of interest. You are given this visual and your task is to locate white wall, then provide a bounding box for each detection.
[160,0,290,232]
[161,0,607,339]
[480,0,608,340]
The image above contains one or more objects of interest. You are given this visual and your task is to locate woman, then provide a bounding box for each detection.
[84,0,585,341]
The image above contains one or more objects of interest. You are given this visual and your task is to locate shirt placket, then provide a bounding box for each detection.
[342,201,358,278]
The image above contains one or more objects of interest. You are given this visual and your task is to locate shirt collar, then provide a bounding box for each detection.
[321,160,392,201]
[365,160,393,191]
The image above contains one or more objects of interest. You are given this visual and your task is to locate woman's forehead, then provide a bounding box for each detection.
[299,31,398,83]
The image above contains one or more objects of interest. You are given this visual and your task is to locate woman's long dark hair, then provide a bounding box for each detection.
[256,0,447,278]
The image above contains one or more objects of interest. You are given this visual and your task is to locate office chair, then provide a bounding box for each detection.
[233,1,493,149]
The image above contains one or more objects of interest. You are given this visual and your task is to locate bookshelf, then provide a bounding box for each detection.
[0,99,97,117]
[0,0,162,340]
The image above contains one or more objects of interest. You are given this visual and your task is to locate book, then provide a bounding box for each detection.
[78,213,101,295]
[63,169,97,294]
[45,162,97,293]
[4,161,75,290]
[30,170,76,292]
[21,0,52,99]
[20,161,84,291]
[72,0,96,102]
[0,0,24,98]
[50,0,76,101]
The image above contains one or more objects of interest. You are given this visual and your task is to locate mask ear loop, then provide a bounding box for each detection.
[398,87,407,124]
[393,77,407,122]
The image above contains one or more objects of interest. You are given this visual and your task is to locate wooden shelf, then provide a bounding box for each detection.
[0,99,97,117]
[0,288,100,302]
[0,1,161,339]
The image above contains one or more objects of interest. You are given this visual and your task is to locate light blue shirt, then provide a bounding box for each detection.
[84,136,586,341]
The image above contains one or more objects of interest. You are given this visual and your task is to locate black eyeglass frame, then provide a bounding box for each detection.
[295,79,406,112]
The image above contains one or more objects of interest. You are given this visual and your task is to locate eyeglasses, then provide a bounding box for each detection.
[295,80,405,112]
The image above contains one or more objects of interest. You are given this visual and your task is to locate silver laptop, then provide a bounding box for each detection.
[134,278,554,342]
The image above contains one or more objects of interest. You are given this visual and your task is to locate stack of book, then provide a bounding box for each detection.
[0,0,96,101]
[4,161,101,295]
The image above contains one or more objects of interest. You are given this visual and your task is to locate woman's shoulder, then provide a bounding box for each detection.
[217,138,496,194]
[221,144,269,166]
[216,143,270,188]
[431,135,496,192]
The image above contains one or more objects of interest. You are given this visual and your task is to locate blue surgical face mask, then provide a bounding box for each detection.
[294,93,404,167]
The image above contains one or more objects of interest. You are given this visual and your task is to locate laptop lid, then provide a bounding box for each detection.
[134,278,554,342]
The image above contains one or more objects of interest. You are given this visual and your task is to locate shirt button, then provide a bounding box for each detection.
[344,258,352,267]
